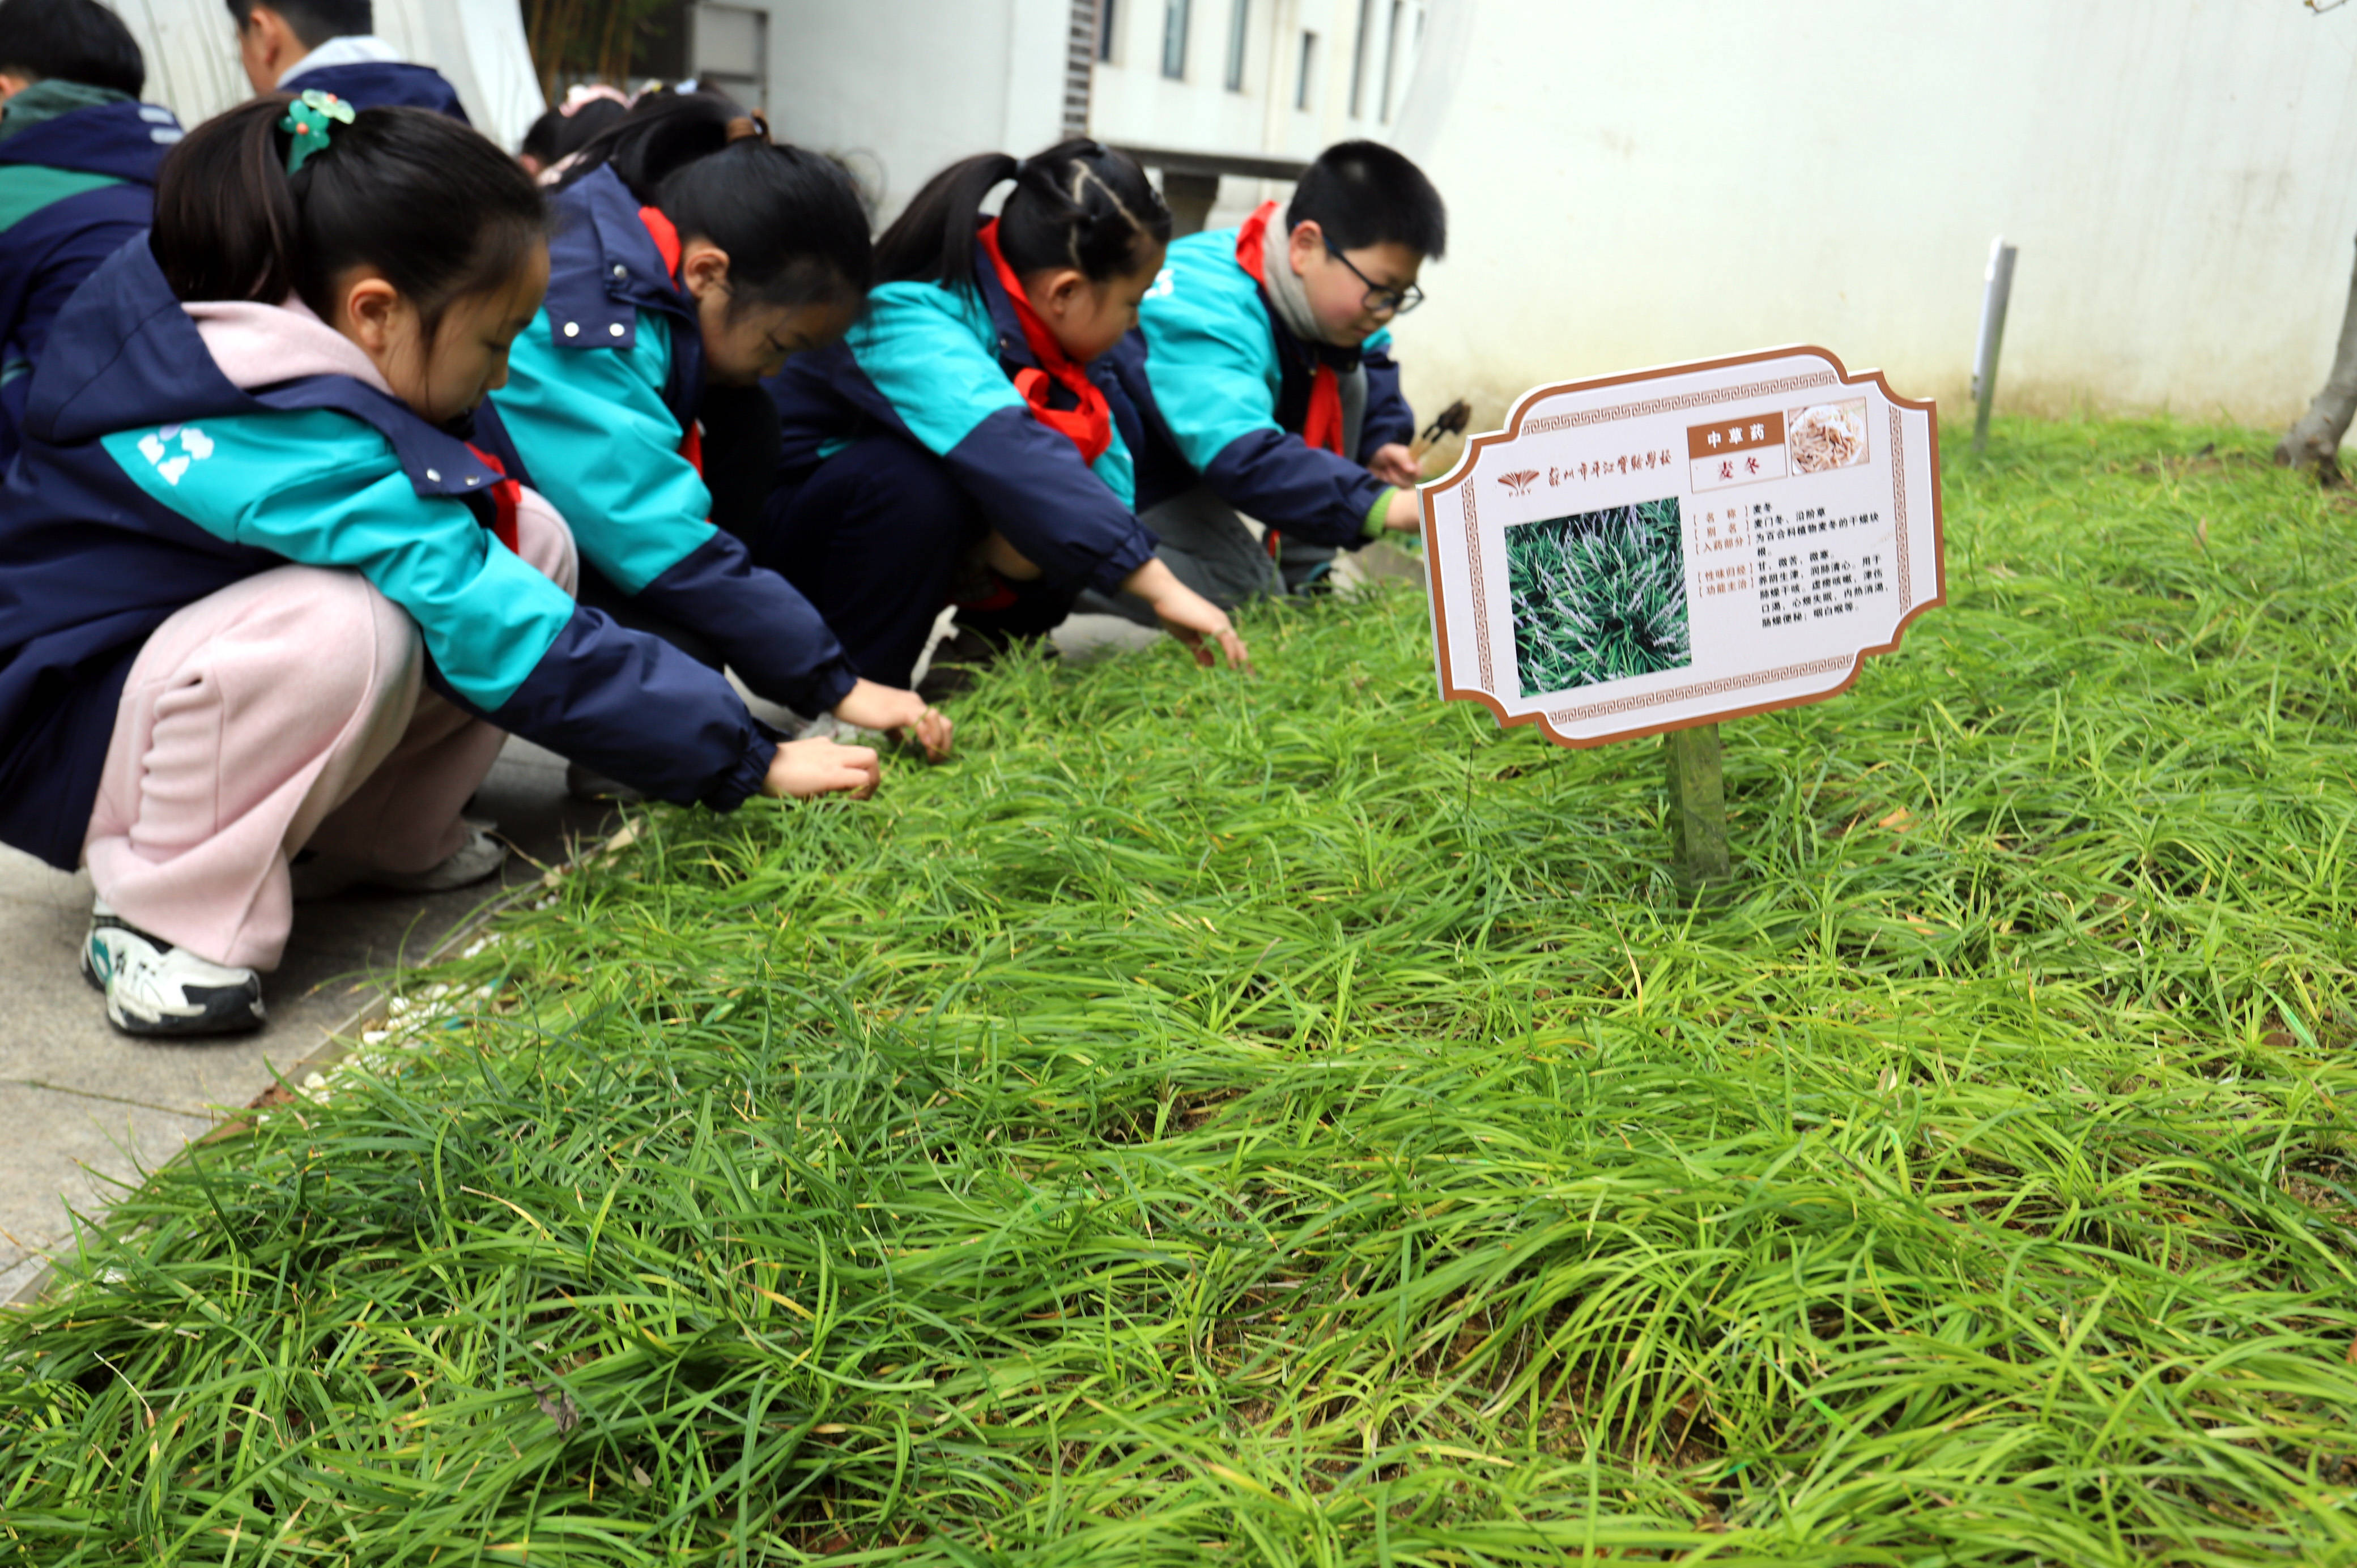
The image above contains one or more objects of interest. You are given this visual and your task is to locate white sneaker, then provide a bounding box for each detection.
[290,824,510,901]
[82,902,265,1037]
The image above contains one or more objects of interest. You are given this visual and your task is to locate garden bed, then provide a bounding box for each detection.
[5,417,2356,1565]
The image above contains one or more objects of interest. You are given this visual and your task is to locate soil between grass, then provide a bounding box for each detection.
[5,417,2356,1566]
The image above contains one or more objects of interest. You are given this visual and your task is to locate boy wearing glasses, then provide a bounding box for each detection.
[1099,139,1445,615]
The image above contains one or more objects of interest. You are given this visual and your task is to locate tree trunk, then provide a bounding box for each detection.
[2278,233,2357,481]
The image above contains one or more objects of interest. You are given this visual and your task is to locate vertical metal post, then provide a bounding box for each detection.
[1971,237,2018,455]
[1664,724,1730,895]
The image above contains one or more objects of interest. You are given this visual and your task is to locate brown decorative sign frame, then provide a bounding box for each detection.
[1419,346,1943,749]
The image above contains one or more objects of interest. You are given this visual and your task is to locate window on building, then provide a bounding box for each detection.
[1161,0,1190,79]
[1223,0,1249,91]
[1098,0,1118,62]
[1295,29,1318,110]
[1347,0,1373,118]
[691,3,767,115]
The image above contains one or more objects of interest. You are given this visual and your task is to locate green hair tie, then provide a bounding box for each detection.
[279,88,354,176]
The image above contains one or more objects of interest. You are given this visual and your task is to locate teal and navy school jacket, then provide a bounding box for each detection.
[483,165,859,715]
[765,242,1158,595]
[1107,222,1415,549]
[0,96,182,467]
[0,240,786,871]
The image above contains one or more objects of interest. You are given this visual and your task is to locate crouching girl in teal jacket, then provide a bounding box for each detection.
[758,139,1250,689]
[481,93,951,772]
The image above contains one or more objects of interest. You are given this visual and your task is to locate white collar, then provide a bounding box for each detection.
[277,35,403,88]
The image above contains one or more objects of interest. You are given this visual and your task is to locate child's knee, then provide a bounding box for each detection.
[310,572,423,719]
[511,487,581,595]
[839,438,984,545]
[142,568,418,749]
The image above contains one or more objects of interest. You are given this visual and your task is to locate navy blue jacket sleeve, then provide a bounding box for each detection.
[432,604,778,811]
[637,528,860,717]
[941,405,1158,593]
[1200,430,1393,549]
[1358,345,1415,459]
[12,197,148,370]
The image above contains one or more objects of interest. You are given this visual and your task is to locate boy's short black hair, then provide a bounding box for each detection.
[1286,139,1446,260]
[0,0,145,96]
[222,0,371,47]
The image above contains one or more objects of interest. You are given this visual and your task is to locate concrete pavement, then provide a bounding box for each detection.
[0,735,614,1302]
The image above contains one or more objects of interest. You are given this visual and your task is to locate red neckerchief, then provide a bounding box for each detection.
[1235,199,1344,457]
[636,204,703,475]
[978,218,1113,465]
[462,443,521,553]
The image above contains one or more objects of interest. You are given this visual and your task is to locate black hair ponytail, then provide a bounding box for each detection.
[520,93,626,169]
[151,97,547,336]
[874,139,1172,296]
[560,91,873,313]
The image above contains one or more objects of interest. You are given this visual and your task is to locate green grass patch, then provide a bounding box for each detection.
[6,417,2357,1565]
[1507,496,1691,696]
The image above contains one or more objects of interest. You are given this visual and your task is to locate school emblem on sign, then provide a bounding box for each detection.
[1419,346,1944,749]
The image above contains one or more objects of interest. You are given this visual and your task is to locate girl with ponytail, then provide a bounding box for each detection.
[481,91,950,791]
[759,139,1250,691]
[0,96,880,1037]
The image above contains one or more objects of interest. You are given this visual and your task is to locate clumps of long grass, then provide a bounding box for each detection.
[1507,495,1691,696]
[5,417,2357,1565]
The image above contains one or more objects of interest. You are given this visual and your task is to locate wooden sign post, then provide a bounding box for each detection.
[1419,347,1945,896]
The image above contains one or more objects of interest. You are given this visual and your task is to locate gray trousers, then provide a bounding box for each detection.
[1082,363,1368,627]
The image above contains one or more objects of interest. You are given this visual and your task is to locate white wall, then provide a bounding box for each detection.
[752,0,1072,221]
[1385,0,2357,433]
[105,0,544,151]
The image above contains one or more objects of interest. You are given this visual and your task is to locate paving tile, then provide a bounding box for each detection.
[0,1081,212,1286]
[0,738,611,1294]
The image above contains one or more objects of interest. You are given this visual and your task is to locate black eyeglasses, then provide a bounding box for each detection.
[1325,238,1425,317]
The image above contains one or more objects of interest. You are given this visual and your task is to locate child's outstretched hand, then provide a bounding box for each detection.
[1367,443,1422,489]
[1125,559,1253,674]
[765,736,880,799]
[833,679,955,761]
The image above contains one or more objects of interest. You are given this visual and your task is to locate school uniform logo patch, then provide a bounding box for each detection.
[135,425,215,486]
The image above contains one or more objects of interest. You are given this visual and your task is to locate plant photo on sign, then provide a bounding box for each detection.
[1506,496,1692,697]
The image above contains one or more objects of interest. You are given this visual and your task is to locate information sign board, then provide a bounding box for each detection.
[1420,347,1943,749]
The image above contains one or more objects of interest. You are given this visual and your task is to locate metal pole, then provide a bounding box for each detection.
[1664,724,1730,897]
[1971,237,2018,455]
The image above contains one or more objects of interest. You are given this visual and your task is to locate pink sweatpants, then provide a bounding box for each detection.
[83,495,578,972]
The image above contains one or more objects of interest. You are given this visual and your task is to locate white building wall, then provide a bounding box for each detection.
[1389,0,2357,432]
[746,0,1069,222]
[104,0,544,152]
[717,1,1427,227]
[1088,1,1429,225]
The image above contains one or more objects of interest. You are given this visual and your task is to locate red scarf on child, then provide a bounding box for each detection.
[637,204,704,475]
[978,219,1114,465]
[459,445,522,552]
[1233,199,1345,457]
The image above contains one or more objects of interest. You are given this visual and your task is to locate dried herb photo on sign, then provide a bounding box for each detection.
[1787,398,1869,473]
[1506,497,1692,698]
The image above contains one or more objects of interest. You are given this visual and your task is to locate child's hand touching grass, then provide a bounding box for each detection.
[763,736,880,799]
[834,679,955,760]
[1122,559,1254,673]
